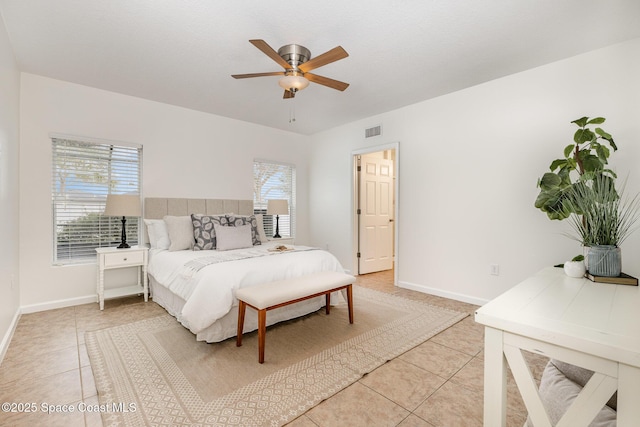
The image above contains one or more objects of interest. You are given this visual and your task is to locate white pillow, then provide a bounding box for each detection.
[163,215,194,251]
[254,214,269,243]
[214,224,253,251]
[144,219,170,250]
[153,220,170,250]
[144,219,159,248]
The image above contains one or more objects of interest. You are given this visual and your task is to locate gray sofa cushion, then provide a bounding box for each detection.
[527,361,616,427]
[551,359,617,411]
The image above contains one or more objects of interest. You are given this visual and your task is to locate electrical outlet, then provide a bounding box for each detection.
[490,264,500,276]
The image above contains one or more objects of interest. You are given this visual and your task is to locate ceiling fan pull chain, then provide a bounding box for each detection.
[289,98,296,123]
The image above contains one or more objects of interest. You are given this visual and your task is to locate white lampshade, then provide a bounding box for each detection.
[278,74,309,91]
[267,199,289,215]
[104,194,141,217]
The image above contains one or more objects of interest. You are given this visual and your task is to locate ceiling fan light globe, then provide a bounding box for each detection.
[278,75,309,91]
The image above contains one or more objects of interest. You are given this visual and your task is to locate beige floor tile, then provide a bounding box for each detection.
[399,341,472,379]
[81,365,97,399]
[449,355,484,393]
[0,369,82,408]
[523,350,550,381]
[4,325,78,359]
[397,414,436,426]
[0,400,86,427]
[306,382,410,427]
[79,343,91,367]
[285,414,319,426]
[18,306,76,327]
[430,321,484,356]
[0,345,79,385]
[414,381,483,427]
[359,358,446,411]
[459,316,486,335]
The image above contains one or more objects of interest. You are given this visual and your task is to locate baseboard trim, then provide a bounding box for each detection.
[0,308,21,365]
[20,295,97,314]
[398,280,489,306]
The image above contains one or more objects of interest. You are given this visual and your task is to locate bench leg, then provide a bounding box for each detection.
[347,284,354,324]
[325,293,331,314]
[258,309,266,364]
[236,300,246,347]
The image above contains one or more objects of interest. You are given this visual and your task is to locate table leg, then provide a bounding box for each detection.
[142,257,148,302]
[98,267,105,310]
[483,327,507,427]
[617,363,640,427]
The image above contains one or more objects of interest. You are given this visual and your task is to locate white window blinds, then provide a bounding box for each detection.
[51,137,142,264]
[253,159,296,238]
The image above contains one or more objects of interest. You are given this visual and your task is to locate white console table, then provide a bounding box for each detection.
[475,267,640,426]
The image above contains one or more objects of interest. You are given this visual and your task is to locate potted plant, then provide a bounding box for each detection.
[535,117,618,220]
[565,174,640,277]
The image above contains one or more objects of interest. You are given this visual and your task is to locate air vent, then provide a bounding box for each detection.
[365,125,382,138]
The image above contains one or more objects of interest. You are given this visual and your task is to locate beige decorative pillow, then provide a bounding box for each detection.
[214,224,253,251]
[163,215,194,251]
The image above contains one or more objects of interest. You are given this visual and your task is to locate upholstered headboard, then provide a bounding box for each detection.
[144,198,253,219]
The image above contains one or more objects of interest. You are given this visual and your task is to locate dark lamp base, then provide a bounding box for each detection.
[273,214,282,239]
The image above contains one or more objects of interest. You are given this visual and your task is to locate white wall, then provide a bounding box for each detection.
[0,15,21,355]
[19,74,310,308]
[309,38,640,304]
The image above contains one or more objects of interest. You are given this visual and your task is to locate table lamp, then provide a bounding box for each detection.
[104,194,141,248]
[267,199,288,238]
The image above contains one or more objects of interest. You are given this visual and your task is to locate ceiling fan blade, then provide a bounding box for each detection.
[305,73,349,91]
[249,39,291,70]
[231,71,284,79]
[283,90,295,99]
[298,46,348,73]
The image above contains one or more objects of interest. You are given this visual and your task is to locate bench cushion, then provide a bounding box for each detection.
[235,271,355,309]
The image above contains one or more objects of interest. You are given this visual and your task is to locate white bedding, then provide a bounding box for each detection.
[148,241,345,335]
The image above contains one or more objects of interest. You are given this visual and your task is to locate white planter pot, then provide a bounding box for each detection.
[564,261,586,278]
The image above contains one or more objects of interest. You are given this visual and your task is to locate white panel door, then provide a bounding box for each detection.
[359,155,393,274]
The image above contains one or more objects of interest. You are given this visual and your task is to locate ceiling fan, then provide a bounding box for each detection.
[232,39,349,99]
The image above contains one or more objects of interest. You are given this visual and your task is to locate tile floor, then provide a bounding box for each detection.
[0,270,547,426]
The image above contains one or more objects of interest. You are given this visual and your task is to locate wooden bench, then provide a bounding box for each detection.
[235,271,356,363]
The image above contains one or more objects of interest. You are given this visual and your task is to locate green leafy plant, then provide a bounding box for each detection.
[571,254,584,262]
[564,174,640,247]
[535,117,618,220]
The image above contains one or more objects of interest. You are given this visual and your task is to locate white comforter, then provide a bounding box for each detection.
[147,242,345,333]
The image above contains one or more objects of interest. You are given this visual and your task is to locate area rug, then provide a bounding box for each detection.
[86,285,468,427]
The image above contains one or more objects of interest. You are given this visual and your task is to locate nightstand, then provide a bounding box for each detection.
[95,246,149,310]
[268,237,295,245]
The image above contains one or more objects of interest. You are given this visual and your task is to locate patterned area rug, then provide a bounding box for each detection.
[86,286,467,426]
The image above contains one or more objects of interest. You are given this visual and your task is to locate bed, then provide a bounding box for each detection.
[144,197,346,343]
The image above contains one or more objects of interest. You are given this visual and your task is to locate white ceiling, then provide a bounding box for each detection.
[2,1,640,135]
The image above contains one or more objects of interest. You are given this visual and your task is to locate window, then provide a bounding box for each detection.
[52,137,142,265]
[253,159,296,238]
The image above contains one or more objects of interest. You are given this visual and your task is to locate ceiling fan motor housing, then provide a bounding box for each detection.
[277,44,311,69]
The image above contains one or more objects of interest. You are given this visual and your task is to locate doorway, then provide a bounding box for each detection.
[352,143,398,285]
